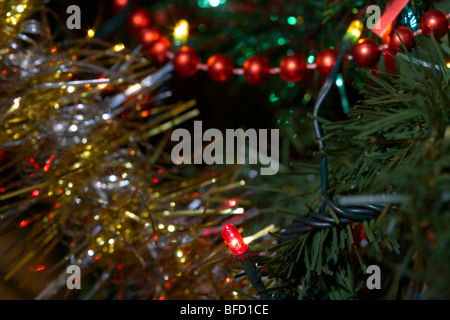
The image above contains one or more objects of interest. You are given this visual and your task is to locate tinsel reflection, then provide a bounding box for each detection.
[0,0,258,299]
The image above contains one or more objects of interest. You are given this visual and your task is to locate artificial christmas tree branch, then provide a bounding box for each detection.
[257,35,450,299]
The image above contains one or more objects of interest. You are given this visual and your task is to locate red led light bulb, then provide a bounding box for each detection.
[222,224,248,256]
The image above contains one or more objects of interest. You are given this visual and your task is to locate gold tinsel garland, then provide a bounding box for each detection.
[0,0,261,299]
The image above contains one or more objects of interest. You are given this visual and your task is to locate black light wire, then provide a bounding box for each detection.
[280,40,387,239]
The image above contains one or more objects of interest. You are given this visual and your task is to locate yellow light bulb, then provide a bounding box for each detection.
[173,19,189,44]
[87,29,95,38]
[344,20,363,44]
[113,43,125,52]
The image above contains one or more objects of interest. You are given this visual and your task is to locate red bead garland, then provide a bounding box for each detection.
[352,39,381,68]
[388,26,415,53]
[207,54,234,82]
[316,49,339,76]
[243,56,270,86]
[173,46,201,78]
[279,54,307,82]
[420,9,449,40]
[125,7,449,83]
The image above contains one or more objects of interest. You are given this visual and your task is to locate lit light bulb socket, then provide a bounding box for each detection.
[233,246,252,263]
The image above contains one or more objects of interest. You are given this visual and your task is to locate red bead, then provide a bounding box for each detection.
[383,49,397,72]
[173,46,201,78]
[243,56,270,85]
[352,39,381,68]
[112,0,128,14]
[148,36,171,65]
[279,54,307,82]
[388,26,415,52]
[207,54,234,82]
[420,9,449,40]
[138,27,162,49]
[128,8,151,35]
[153,8,170,26]
[316,49,338,76]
